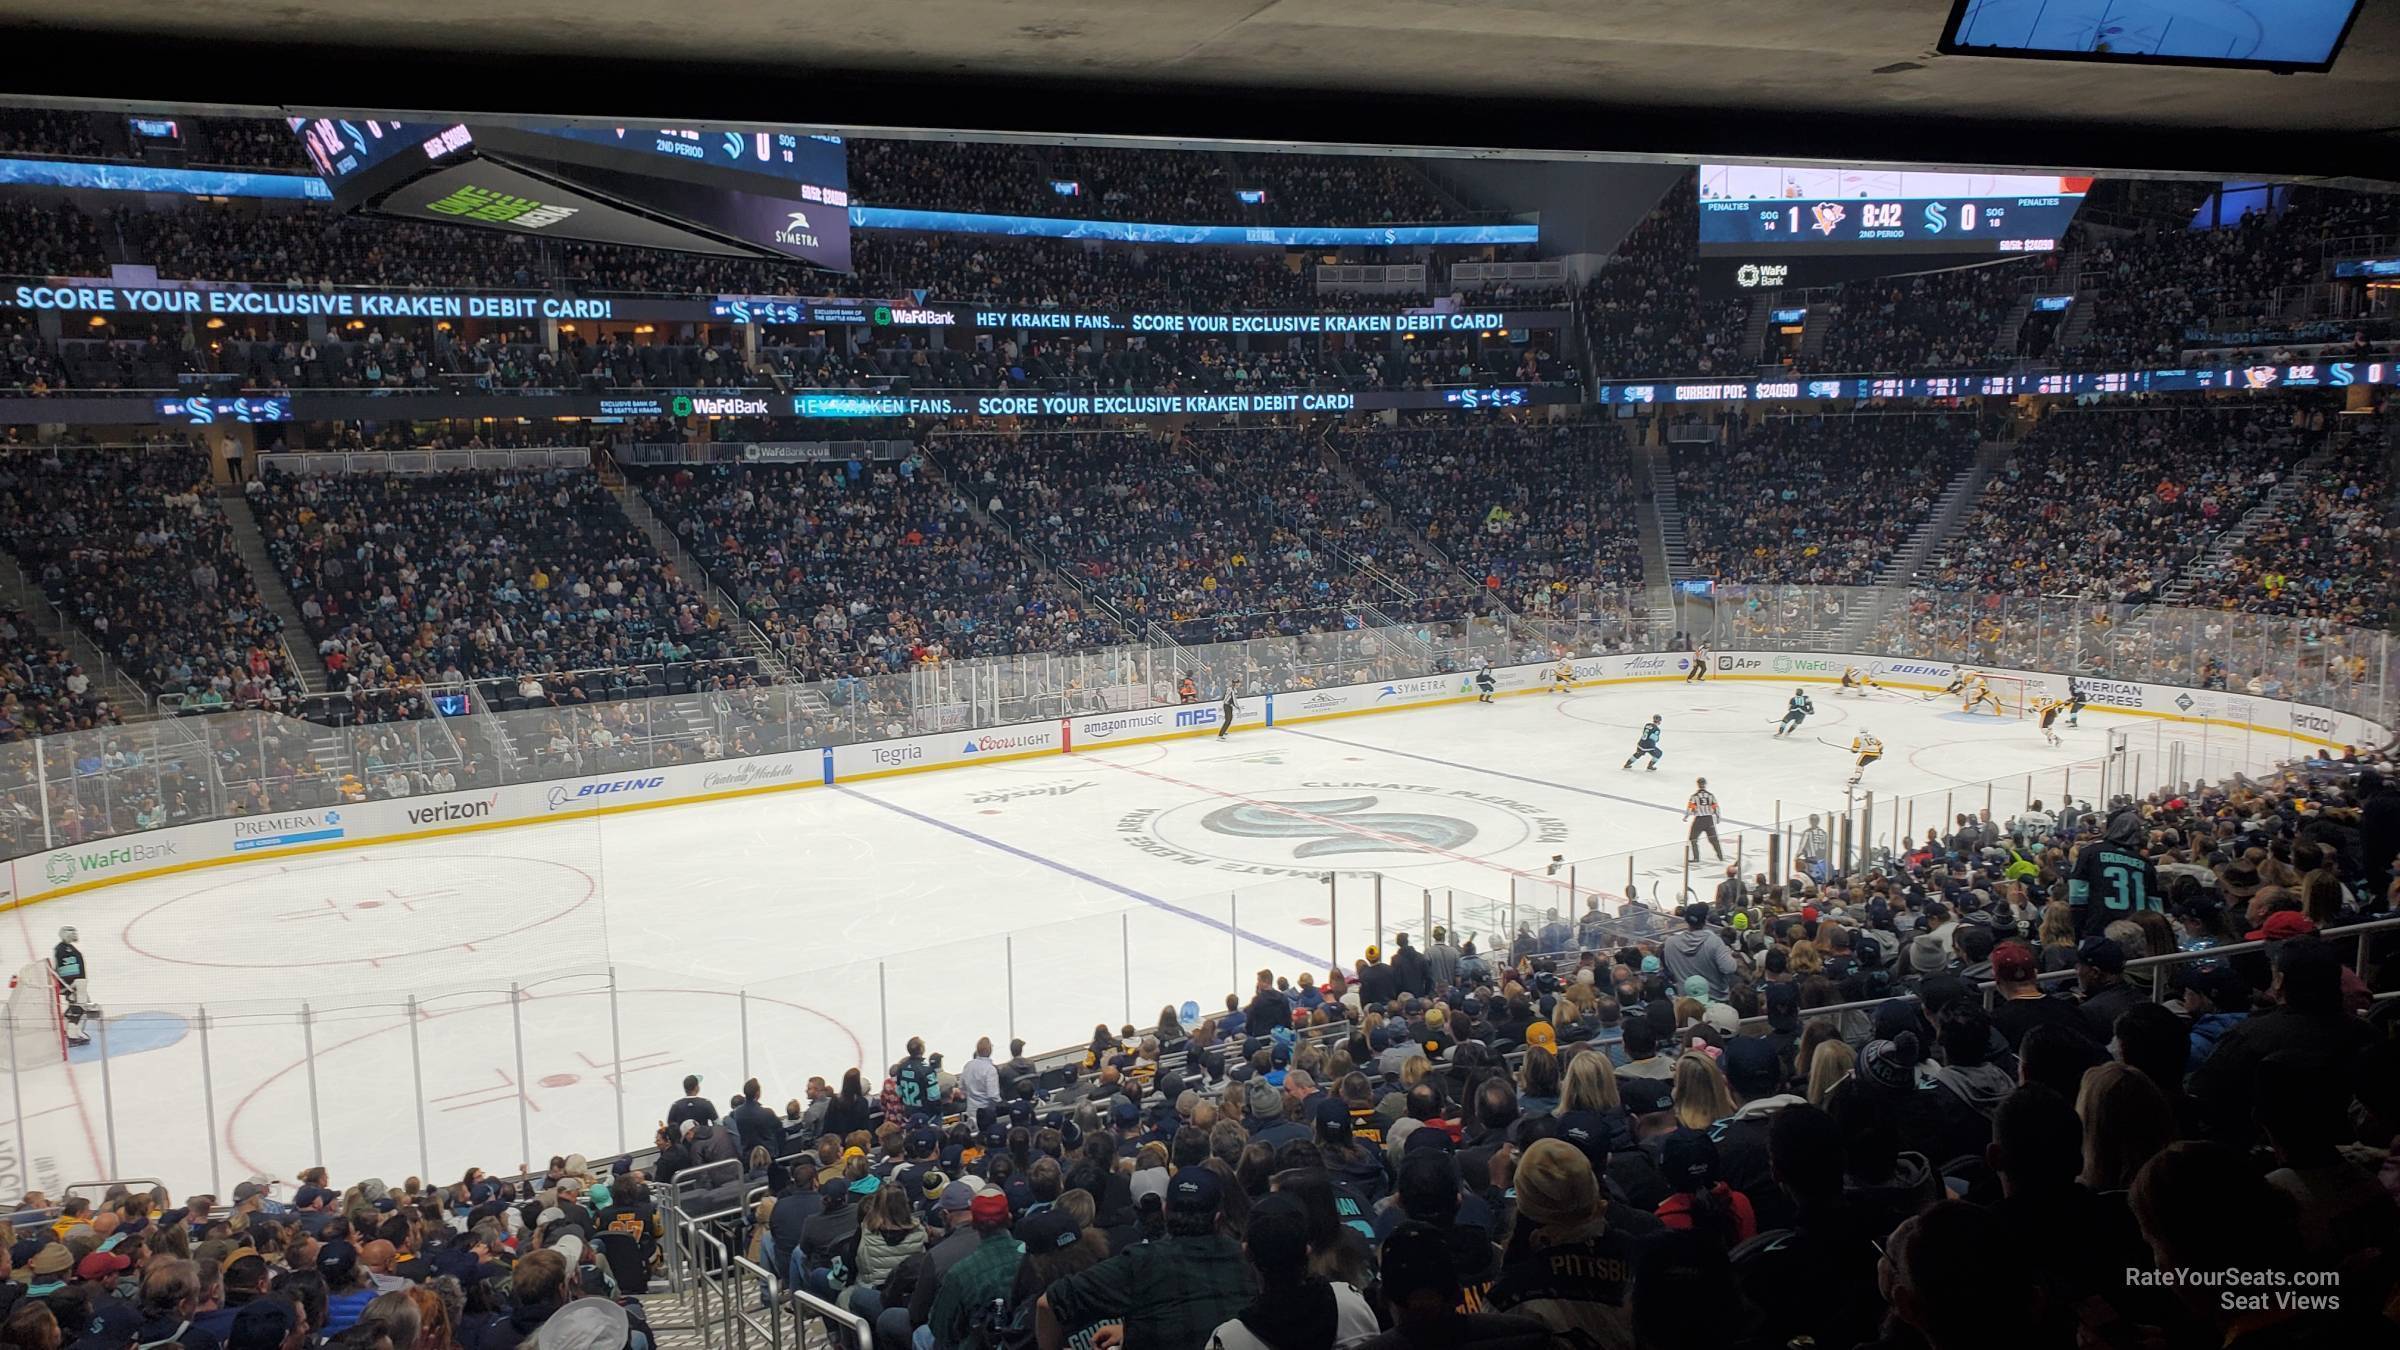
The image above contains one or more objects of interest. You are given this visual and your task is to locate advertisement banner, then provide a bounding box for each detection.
[1072,704,1223,745]
[831,720,1063,778]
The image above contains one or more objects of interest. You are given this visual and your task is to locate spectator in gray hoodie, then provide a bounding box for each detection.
[1661,905,1740,1001]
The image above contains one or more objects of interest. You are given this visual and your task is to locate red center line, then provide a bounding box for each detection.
[1088,757,1546,882]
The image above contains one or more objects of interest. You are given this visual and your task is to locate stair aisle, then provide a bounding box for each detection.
[217,485,330,692]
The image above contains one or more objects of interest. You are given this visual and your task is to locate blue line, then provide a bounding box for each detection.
[832,786,1327,968]
[1274,726,1777,832]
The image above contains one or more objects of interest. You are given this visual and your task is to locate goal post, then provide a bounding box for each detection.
[1964,672,2032,718]
[5,961,64,1069]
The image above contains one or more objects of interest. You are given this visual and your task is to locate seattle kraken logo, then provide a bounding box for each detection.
[1201,797,1477,859]
[1922,202,1948,235]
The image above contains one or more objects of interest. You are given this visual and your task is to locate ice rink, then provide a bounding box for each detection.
[2,676,2292,1196]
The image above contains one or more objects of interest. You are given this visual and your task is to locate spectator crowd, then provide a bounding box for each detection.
[1677,413,1977,587]
[248,467,734,694]
[11,750,2392,1350]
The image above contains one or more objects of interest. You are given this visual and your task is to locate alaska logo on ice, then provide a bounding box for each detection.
[1200,797,1477,859]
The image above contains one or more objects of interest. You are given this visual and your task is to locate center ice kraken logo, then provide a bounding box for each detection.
[1200,797,1477,859]
[1120,782,1570,878]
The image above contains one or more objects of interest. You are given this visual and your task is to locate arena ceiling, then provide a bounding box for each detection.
[6,0,2398,187]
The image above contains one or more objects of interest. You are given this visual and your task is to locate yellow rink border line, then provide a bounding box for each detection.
[2,671,2360,911]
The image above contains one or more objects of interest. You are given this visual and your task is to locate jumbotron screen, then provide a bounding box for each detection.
[1941,0,2364,72]
[1697,162,2091,296]
[289,117,852,272]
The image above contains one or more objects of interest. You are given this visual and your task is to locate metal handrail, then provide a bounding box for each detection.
[666,1159,747,1212]
[683,1225,728,1350]
[782,1282,872,1350]
[61,1176,168,1203]
[728,1257,785,1350]
[1711,913,2400,1033]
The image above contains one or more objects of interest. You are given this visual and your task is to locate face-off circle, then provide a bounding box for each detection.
[1121,782,1567,874]
[123,854,597,969]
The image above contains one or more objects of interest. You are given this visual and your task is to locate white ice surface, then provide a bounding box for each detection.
[1,679,2282,1195]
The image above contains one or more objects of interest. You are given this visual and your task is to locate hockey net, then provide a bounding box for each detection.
[1962,672,2032,718]
[5,961,65,1068]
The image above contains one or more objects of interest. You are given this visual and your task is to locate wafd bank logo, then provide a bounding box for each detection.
[44,838,182,887]
[546,776,666,811]
[1772,656,1838,674]
[1117,782,1568,879]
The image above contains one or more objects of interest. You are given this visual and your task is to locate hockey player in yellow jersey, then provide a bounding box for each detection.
[1551,658,1576,694]
[2035,695,2066,746]
[1962,675,2005,716]
[1847,730,1884,786]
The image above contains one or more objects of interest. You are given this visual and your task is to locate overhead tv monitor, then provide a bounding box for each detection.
[1940,0,2363,72]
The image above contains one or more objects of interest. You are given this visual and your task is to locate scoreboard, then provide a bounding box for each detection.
[1697,163,2091,296]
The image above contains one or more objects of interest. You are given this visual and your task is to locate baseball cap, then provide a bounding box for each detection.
[1553,1110,1613,1168]
[1990,941,2038,982]
[315,1239,358,1281]
[1377,1221,1463,1302]
[1524,1021,1558,1052]
[2076,937,2127,973]
[907,1126,940,1155]
[2183,965,2251,1009]
[1129,1168,1170,1211]
[226,1300,295,1350]
[1313,1098,1353,1143]
[71,1301,141,1350]
[1700,1003,1740,1036]
[939,1181,975,1212]
[1618,1074,1676,1118]
[968,1189,1010,1224]
[233,1179,272,1203]
[2246,911,2318,942]
[1719,1036,1780,1096]
[74,1250,130,1281]
[1111,1098,1140,1127]
[1017,1208,1083,1253]
[1167,1167,1224,1216]
[1658,1128,1722,1192]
